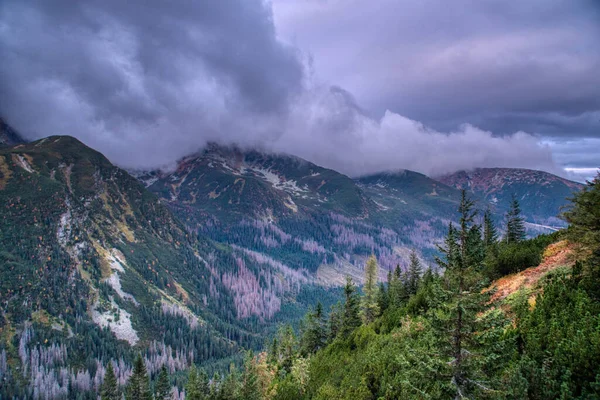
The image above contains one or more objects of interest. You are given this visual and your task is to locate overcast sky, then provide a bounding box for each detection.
[1,0,598,181]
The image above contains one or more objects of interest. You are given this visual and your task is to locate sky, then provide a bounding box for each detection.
[0,0,598,181]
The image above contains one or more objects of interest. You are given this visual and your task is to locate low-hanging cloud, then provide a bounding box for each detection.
[268,85,557,177]
[0,0,563,177]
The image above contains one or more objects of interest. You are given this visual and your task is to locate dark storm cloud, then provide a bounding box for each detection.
[0,0,593,177]
[273,0,600,138]
[0,0,303,167]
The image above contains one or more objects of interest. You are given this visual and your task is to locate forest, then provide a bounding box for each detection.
[87,174,600,399]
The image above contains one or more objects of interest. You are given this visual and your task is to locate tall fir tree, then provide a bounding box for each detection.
[154,365,171,400]
[126,355,152,400]
[240,351,261,400]
[505,194,526,243]
[340,276,361,338]
[407,251,423,295]
[327,302,343,343]
[483,207,498,247]
[101,362,119,400]
[433,190,507,398]
[300,302,326,355]
[376,281,389,315]
[389,264,407,308]
[361,255,380,324]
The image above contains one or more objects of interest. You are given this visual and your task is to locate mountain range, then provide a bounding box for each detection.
[0,129,583,396]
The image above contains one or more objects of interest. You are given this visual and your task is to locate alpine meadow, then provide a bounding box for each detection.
[1,1,599,399]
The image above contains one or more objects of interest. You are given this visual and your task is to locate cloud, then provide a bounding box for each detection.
[0,0,584,177]
[272,0,600,137]
[0,0,303,167]
[268,85,558,177]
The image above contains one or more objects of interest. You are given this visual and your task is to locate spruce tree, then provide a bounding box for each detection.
[407,251,423,295]
[240,351,261,400]
[327,302,342,342]
[389,264,407,308]
[300,302,326,355]
[360,255,380,324]
[433,190,508,398]
[126,355,152,400]
[154,365,170,400]
[340,276,361,338]
[376,281,389,315]
[186,366,200,400]
[505,194,526,243]
[483,207,498,247]
[101,362,119,400]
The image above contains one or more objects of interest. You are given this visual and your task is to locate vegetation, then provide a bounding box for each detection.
[169,178,600,399]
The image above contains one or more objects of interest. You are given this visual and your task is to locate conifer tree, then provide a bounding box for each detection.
[327,302,342,342]
[186,366,200,400]
[376,281,389,315]
[505,194,526,243]
[483,207,498,247]
[433,190,503,398]
[101,362,119,400]
[218,364,240,400]
[389,264,407,308]
[300,302,326,355]
[126,355,152,400]
[361,255,380,324]
[154,365,171,400]
[240,351,261,400]
[340,276,361,338]
[407,251,423,295]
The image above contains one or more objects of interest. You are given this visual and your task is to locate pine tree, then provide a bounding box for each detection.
[340,276,361,338]
[376,281,389,315]
[300,302,326,355]
[407,251,423,295]
[218,364,240,400]
[505,194,526,243]
[186,365,200,400]
[126,355,152,400]
[154,365,171,400]
[361,255,380,324]
[240,351,261,400]
[483,207,498,247]
[327,302,342,342]
[101,362,119,400]
[433,190,506,398]
[389,264,407,308]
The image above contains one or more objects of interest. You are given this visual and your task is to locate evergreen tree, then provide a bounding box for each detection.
[327,302,342,342]
[376,281,389,315]
[101,362,119,400]
[505,194,526,243]
[432,190,505,398]
[126,355,152,400]
[340,276,361,338]
[483,207,498,247]
[406,251,422,295]
[218,364,240,400]
[300,302,326,355]
[360,255,380,324]
[186,366,199,400]
[240,351,261,400]
[154,365,171,400]
[389,264,407,308]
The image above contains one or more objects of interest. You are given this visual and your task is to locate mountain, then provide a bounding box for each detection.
[0,118,26,147]
[0,136,308,397]
[138,145,440,286]
[436,168,583,231]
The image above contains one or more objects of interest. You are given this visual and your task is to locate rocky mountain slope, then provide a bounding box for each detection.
[436,168,583,231]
